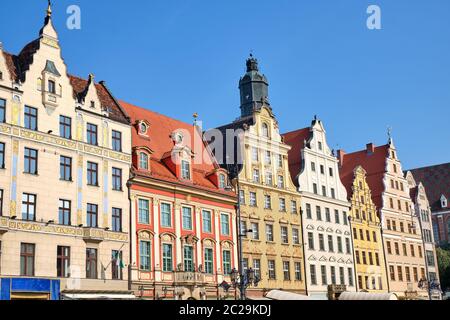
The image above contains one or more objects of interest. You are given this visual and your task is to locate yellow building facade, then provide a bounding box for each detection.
[214,56,305,297]
[347,166,388,293]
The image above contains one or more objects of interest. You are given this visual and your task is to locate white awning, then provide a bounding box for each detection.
[338,292,398,301]
[265,290,311,300]
[62,293,137,300]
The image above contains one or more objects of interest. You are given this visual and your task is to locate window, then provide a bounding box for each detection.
[319,234,325,251]
[59,115,71,139]
[328,235,334,253]
[87,204,98,228]
[306,204,312,219]
[356,251,360,264]
[291,200,297,214]
[139,153,149,170]
[90,101,95,108]
[58,199,71,226]
[318,141,323,151]
[161,203,172,228]
[162,244,173,272]
[277,175,284,189]
[253,259,261,279]
[202,210,212,233]
[339,267,345,285]
[308,232,315,250]
[295,262,302,281]
[0,142,4,169]
[321,265,327,285]
[251,222,259,240]
[182,207,193,230]
[183,246,194,272]
[387,241,392,255]
[316,206,322,221]
[402,243,407,256]
[87,162,98,186]
[292,228,300,245]
[24,106,38,130]
[48,80,56,94]
[87,123,98,145]
[373,231,377,243]
[346,238,351,254]
[343,212,348,225]
[331,266,336,285]
[366,230,371,242]
[268,260,276,280]
[266,224,274,242]
[250,192,257,207]
[181,160,191,180]
[353,228,358,240]
[112,130,122,152]
[348,268,354,286]
[223,250,232,275]
[279,198,286,212]
[112,208,122,232]
[264,195,271,209]
[112,167,122,191]
[337,237,343,253]
[277,154,283,168]
[410,245,415,257]
[375,253,380,266]
[313,183,318,194]
[240,221,247,239]
[405,267,411,282]
[266,171,273,186]
[112,250,123,280]
[397,266,403,281]
[86,248,98,279]
[329,167,334,177]
[0,189,3,216]
[283,261,290,281]
[138,199,150,224]
[139,241,151,271]
[252,147,259,162]
[22,193,36,221]
[253,169,260,183]
[221,213,230,235]
[204,248,214,274]
[325,208,331,222]
[239,190,245,205]
[311,162,316,172]
[219,174,226,189]
[20,243,35,276]
[310,265,317,285]
[335,210,340,224]
[320,165,325,175]
[265,151,271,164]
[57,246,70,278]
[331,188,336,199]
[0,99,5,123]
[413,267,419,282]
[395,242,400,255]
[362,252,367,264]
[426,251,435,267]
[322,186,327,197]
[368,252,374,265]
[24,148,38,175]
[60,156,72,181]
[389,266,396,281]
[262,123,269,137]
[281,226,289,244]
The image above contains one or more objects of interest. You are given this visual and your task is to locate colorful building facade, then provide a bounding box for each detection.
[0,5,132,299]
[338,140,428,299]
[122,102,238,300]
[283,118,356,299]
[213,56,306,297]
[340,165,388,293]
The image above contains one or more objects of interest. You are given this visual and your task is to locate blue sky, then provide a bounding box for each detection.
[1,0,449,169]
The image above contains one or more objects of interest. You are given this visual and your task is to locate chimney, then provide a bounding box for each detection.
[366,143,375,154]
[337,149,346,167]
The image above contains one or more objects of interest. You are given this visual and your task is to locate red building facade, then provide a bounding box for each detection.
[122,101,238,300]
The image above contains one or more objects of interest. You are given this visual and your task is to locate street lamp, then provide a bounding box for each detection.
[230,267,260,298]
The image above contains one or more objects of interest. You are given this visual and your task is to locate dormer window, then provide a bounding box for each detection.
[139,123,148,135]
[139,152,149,170]
[181,160,191,180]
[48,80,56,94]
[318,141,323,151]
[442,195,448,209]
[219,174,227,189]
[262,123,269,138]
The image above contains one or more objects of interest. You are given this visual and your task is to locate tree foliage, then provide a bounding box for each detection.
[436,246,450,291]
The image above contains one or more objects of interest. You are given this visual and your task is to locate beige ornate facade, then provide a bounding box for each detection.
[0,6,131,299]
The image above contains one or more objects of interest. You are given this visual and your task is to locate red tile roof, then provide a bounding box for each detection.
[409,163,450,212]
[338,144,389,210]
[282,127,312,187]
[120,101,235,197]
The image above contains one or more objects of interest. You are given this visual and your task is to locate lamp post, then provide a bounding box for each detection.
[230,267,260,300]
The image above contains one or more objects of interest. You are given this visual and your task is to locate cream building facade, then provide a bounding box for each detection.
[0,5,131,299]
[215,56,306,298]
[283,118,356,299]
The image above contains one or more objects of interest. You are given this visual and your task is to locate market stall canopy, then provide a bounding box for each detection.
[61,290,137,300]
[338,292,398,301]
[265,290,311,300]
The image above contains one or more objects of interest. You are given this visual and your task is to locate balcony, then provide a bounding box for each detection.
[174,272,205,286]
[82,228,105,243]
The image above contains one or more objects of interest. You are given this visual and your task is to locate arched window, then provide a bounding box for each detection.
[139,152,149,170]
[262,123,269,138]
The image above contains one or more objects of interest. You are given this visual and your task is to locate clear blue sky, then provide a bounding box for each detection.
[2,0,449,169]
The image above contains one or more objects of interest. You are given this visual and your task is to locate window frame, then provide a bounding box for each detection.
[59,115,72,139]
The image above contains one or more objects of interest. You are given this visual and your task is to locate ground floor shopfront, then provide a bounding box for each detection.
[0,278,60,300]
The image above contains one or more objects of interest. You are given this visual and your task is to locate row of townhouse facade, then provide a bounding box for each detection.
[0,4,442,300]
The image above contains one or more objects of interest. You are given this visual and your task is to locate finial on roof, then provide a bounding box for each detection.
[47,0,52,17]
[88,73,95,82]
[387,126,393,144]
[246,54,259,72]
[193,112,199,126]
